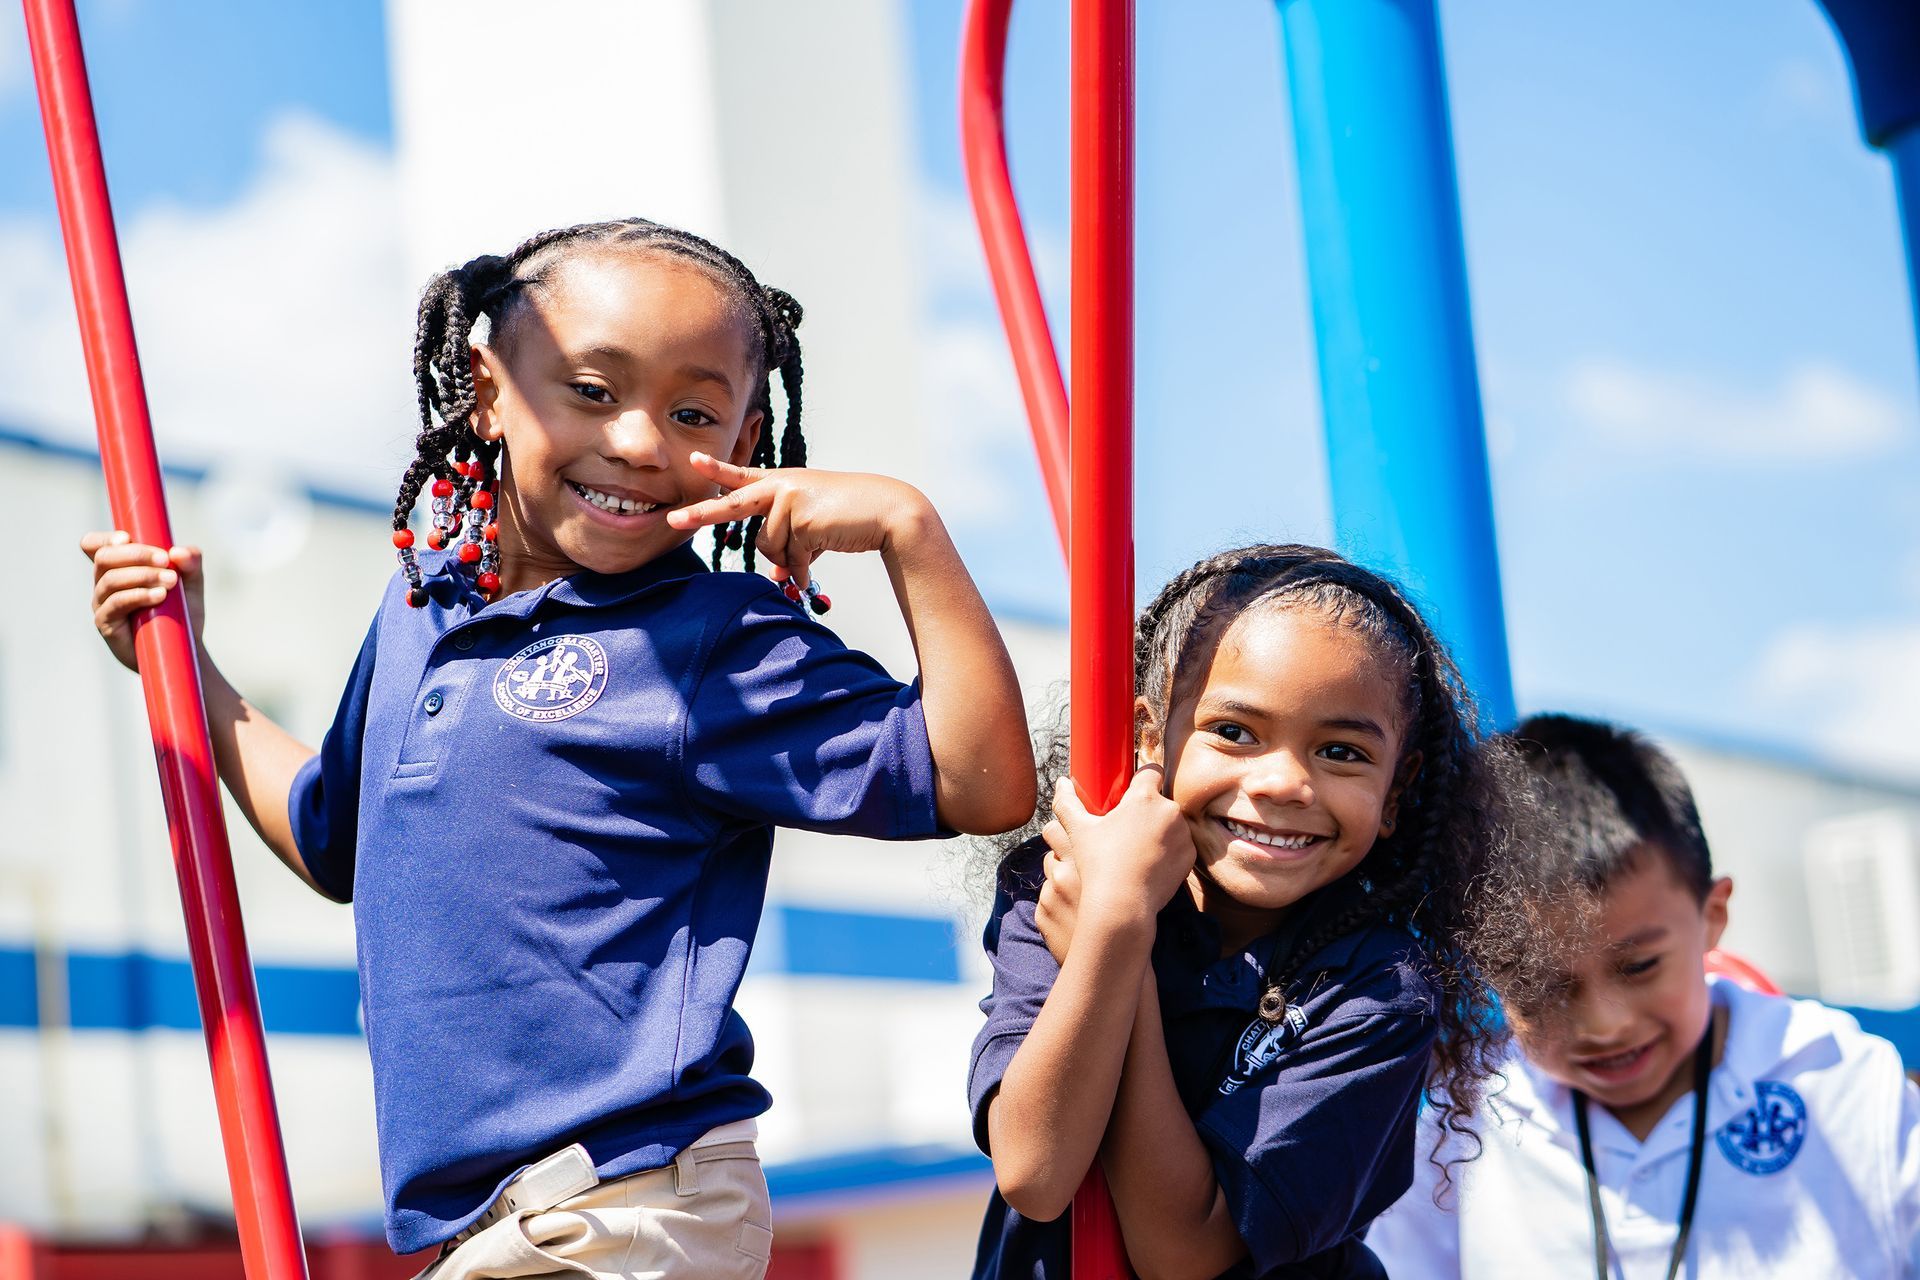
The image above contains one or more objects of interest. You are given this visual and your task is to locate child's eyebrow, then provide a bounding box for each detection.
[1610,926,1670,950]
[675,364,736,394]
[563,346,736,395]
[1196,699,1387,742]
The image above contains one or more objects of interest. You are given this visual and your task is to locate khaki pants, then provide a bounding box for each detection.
[415,1132,772,1280]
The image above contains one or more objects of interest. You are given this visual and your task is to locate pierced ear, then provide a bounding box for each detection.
[469,346,504,442]
[730,409,765,469]
[1382,749,1424,836]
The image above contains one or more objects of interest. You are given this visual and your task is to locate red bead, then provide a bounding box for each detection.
[432,478,455,498]
[456,460,474,477]
[471,490,493,510]
[426,528,446,550]
[484,523,499,541]
[477,571,501,593]
[406,587,429,608]
[392,528,415,549]
[458,542,482,563]
[808,593,832,615]
[782,580,803,603]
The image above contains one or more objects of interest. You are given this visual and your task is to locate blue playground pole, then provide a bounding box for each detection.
[1816,0,1920,371]
[1276,0,1516,728]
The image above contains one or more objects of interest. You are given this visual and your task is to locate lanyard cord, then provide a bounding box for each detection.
[1572,1029,1713,1280]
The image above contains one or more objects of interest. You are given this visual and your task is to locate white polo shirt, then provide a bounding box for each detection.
[1368,978,1920,1278]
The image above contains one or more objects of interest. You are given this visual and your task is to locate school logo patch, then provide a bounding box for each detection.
[1219,1005,1309,1096]
[493,635,608,722]
[1716,1080,1807,1175]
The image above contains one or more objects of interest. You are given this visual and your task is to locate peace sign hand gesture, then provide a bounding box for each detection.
[667,453,933,589]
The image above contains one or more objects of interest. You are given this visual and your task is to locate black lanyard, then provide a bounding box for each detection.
[1572,1031,1713,1280]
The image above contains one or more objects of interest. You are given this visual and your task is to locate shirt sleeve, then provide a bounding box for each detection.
[967,852,1058,1154]
[682,589,942,839]
[1195,1007,1436,1274]
[1362,1110,1465,1280]
[285,614,380,903]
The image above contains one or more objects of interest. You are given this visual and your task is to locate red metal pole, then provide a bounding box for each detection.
[960,0,1070,553]
[1068,0,1134,1275]
[22,5,311,1278]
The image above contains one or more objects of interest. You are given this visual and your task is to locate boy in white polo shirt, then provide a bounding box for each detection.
[1368,714,1920,1279]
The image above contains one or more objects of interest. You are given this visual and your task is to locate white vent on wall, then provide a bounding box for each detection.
[1805,810,1920,1008]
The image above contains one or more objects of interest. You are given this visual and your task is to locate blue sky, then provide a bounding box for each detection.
[6,0,1918,780]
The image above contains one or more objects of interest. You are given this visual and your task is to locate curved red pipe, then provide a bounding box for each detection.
[1705,948,1785,997]
[23,4,309,1277]
[960,0,1070,553]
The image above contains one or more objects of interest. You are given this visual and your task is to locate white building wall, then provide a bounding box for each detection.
[2,440,392,1237]
[1667,739,1920,999]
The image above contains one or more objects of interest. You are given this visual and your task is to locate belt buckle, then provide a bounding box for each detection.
[449,1144,598,1250]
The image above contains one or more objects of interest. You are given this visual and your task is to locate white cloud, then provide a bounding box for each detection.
[0,7,24,101]
[1565,358,1906,462]
[1756,622,1920,778]
[1764,57,1853,132]
[919,184,1068,315]
[0,111,414,500]
[914,189,1065,530]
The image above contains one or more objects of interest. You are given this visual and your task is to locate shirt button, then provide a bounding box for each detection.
[453,632,477,651]
[424,692,444,715]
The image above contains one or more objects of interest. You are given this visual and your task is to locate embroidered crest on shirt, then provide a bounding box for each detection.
[1715,1079,1807,1175]
[1220,1004,1309,1095]
[493,635,609,722]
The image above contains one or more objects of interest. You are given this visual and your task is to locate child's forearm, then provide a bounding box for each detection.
[879,498,1034,834]
[1102,973,1248,1280]
[197,658,334,900]
[986,912,1152,1221]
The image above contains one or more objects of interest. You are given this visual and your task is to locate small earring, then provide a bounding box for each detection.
[1380,815,1396,836]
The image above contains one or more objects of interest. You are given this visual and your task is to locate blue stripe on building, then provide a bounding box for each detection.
[769,905,964,983]
[5,950,364,1036]
[0,949,36,1027]
[766,1143,991,1203]
[0,905,969,1036]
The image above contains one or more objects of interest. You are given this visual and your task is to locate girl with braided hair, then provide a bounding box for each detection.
[968,544,1536,1280]
[81,217,1034,1279]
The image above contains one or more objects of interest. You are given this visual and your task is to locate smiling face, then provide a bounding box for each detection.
[471,248,764,592]
[1508,852,1732,1137]
[1144,605,1414,952]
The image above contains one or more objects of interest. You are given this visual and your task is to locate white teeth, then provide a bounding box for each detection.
[1224,819,1318,850]
[571,482,662,515]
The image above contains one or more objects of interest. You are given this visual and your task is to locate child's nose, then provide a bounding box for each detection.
[601,411,670,466]
[1570,989,1634,1044]
[1246,752,1314,806]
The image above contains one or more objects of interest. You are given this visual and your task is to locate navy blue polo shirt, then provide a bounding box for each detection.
[968,847,1437,1279]
[289,544,941,1253]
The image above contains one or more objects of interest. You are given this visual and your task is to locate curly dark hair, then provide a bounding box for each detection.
[987,543,1552,1162]
[394,216,807,580]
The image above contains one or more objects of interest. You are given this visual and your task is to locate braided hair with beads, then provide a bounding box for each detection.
[989,543,1546,1167]
[390,218,809,606]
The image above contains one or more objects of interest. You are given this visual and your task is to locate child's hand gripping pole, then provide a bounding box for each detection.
[24,4,310,1277]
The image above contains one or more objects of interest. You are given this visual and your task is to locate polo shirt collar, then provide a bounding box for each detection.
[1157,876,1372,1013]
[422,542,710,621]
